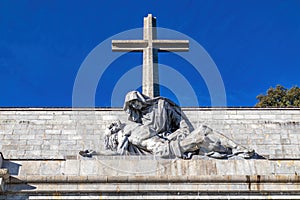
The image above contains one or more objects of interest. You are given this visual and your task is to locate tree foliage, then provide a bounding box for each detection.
[255,85,300,107]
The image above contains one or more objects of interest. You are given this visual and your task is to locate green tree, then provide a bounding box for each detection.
[255,85,300,107]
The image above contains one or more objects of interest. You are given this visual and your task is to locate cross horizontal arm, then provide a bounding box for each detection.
[112,40,189,52]
[112,40,147,52]
[153,40,189,52]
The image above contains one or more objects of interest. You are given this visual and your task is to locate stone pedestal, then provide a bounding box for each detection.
[0,108,300,199]
[2,158,300,199]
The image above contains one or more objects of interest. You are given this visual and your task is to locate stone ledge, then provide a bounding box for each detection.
[5,179,300,193]
[4,173,300,197]
[1,107,300,111]
[16,193,300,200]
[9,175,300,184]
[5,159,300,177]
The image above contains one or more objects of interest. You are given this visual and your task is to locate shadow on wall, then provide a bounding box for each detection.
[0,153,36,193]
[2,161,21,176]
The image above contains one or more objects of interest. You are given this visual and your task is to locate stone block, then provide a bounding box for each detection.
[61,130,77,135]
[54,115,70,120]
[30,120,46,125]
[97,161,118,176]
[13,129,30,135]
[24,150,41,157]
[38,115,54,120]
[64,160,80,175]
[45,130,61,134]
[0,111,16,115]
[68,135,82,140]
[59,140,77,145]
[28,124,52,130]
[260,115,277,120]
[216,161,236,175]
[34,134,50,140]
[40,161,62,175]
[19,161,41,175]
[2,145,20,151]
[102,115,120,121]
[228,114,245,119]
[234,160,254,175]
[49,145,59,151]
[80,160,99,176]
[4,134,19,140]
[18,145,34,151]
[274,161,296,175]
[26,140,43,146]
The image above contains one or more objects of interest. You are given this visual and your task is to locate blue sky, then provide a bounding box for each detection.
[1,0,300,107]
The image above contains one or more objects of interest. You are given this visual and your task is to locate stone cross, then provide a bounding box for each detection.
[112,14,189,98]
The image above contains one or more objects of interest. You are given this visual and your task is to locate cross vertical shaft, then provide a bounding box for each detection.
[143,14,159,97]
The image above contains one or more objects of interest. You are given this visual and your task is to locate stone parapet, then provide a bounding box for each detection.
[6,175,300,193]
[10,174,300,184]
[3,159,300,177]
[1,108,300,159]
[1,108,300,198]
[2,158,300,199]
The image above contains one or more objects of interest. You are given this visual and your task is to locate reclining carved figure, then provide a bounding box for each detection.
[104,91,255,159]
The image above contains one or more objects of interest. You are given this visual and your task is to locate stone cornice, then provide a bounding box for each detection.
[0,107,300,111]
[9,175,300,184]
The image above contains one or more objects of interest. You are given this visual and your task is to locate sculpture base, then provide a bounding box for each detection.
[2,157,300,199]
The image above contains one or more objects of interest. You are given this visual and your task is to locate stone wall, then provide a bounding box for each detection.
[0,108,300,159]
[1,108,300,199]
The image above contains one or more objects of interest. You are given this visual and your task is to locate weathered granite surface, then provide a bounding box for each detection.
[1,108,300,199]
[2,158,300,199]
[0,108,300,159]
[4,158,300,177]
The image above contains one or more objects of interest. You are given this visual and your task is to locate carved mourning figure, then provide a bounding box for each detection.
[103,91,255,159]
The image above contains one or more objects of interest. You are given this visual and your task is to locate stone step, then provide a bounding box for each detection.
[3,159,300,177]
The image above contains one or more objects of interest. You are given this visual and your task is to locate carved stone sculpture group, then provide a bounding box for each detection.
[104,91,255,159]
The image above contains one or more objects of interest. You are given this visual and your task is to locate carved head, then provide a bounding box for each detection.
[123,91,150,123]
[105,120,122,136]
[123,91,148,111]
[104,120,123,151]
